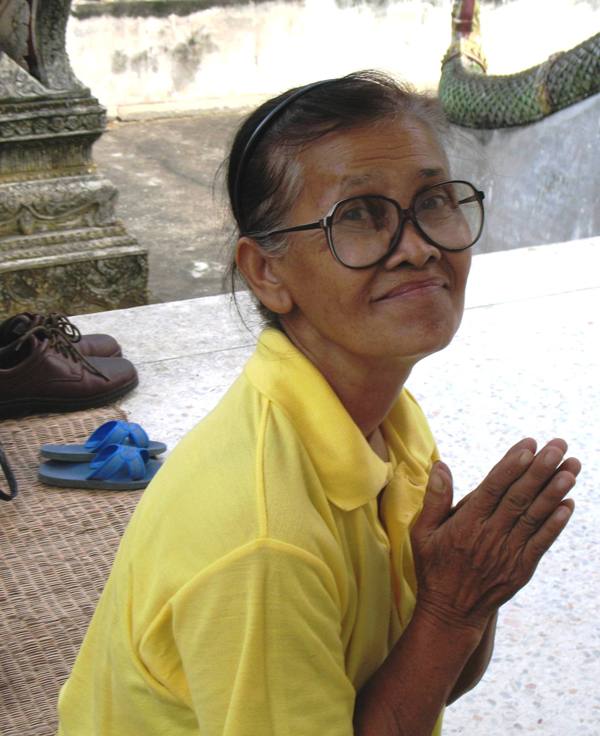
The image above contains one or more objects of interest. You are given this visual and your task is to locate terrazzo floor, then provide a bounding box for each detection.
[74,237,600,735]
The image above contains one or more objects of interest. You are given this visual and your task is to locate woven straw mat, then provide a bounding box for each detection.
[0,405,145,736]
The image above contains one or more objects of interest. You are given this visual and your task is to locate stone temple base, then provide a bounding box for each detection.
[0,224,147,315]
[0,161,148,315]
[0,0,148,318]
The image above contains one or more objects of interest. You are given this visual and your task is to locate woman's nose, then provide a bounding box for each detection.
[383,220,442,270]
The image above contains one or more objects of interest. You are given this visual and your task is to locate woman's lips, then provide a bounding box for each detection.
[374,278,447,301]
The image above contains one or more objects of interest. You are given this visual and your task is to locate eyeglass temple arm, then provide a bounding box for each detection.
[261,220,325,238]
[459,190,485,204]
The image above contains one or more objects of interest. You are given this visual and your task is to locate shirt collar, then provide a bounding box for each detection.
[244,329,393,511]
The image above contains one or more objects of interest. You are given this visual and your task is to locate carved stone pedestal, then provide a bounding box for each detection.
[0,0,147,317]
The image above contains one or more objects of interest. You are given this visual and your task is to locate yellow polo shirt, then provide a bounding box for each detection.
[58,328,442,735]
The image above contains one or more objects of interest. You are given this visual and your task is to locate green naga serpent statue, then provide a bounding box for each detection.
[439,0,600,128]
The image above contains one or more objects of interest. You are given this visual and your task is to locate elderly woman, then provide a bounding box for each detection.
[57,71,579,736]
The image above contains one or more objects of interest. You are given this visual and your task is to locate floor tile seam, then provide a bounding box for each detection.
[135,342,256,367]
[466,284,600,311]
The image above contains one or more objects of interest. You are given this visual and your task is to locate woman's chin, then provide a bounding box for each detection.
[369,315,462,364]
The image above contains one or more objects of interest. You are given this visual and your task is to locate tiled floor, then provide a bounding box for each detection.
[74,237,600,734]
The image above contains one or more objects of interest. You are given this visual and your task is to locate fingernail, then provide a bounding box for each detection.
[436,460,451,475]
[555,474,574,493]
[555,505,572,523]
[430,471,445,493]
[518,449,534,466]
[544,447,563,469]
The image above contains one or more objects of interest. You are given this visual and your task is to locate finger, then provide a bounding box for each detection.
[522,500,575,571]
[557,456,582,478]
[509,467,578,545]
[545,437,568,453]
[436,460,453,489]
[543,441,583,480]
[513,437,538,455]
[412,462,453,537]
[472,438,538,516]
[491,441,569,528]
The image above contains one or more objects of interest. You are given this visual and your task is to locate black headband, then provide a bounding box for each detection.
[233,77,338,227]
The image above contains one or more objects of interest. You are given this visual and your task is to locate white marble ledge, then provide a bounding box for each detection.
[74,292,257,366]
[73,236,600,367]
[466,235,600,308]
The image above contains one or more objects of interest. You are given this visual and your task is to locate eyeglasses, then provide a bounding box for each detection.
[250,180,485,269]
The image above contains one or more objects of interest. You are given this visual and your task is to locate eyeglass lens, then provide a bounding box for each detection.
[330,181,482,267]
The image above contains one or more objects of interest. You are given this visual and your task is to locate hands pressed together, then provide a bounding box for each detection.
[412,438,580,635]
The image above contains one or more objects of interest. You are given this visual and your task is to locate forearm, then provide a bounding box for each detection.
[353,606,483,736]
[448,611,498,704]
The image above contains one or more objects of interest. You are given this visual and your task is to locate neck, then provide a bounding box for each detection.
[280,321,414,438]
[322,362,411,437]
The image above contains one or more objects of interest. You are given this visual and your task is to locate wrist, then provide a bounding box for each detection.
[412,598,488,648]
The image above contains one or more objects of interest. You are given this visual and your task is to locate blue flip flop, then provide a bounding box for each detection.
[38,444,162,491]
[40,420,166,462]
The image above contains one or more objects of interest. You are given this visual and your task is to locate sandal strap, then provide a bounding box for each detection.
[127,423,149,448]
[88,445,149,482]
[85,421,150,453]
[0,445,18,501]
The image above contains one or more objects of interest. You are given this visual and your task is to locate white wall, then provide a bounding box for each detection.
[67,0,600,113]
[67,0,600,252]
[447,93,600,253]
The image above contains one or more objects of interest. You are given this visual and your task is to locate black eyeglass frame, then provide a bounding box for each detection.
[246,179,485,270]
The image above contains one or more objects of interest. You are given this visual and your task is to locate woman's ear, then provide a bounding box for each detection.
[235,237,294,315]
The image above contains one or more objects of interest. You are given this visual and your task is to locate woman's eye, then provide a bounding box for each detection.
[340,206,369,222]
[418,194,450,211]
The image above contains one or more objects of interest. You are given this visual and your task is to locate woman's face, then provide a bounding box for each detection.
[268,117,472,372]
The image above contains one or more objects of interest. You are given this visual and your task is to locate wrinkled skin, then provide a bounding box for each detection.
[412,436,579,634]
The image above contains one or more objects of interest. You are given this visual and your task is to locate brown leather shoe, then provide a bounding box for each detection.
[0,313,122,358]
[0,317,138,419]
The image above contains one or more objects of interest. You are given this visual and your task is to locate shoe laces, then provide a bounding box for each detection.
[4,323,109,381]
[39,313,83,344]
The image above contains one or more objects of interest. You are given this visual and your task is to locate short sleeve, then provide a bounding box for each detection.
[163,539,356,736]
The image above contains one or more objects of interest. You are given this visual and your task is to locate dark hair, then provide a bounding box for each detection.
[225,70,447,328]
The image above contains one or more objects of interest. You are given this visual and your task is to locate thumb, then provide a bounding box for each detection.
[417,461,454,532]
